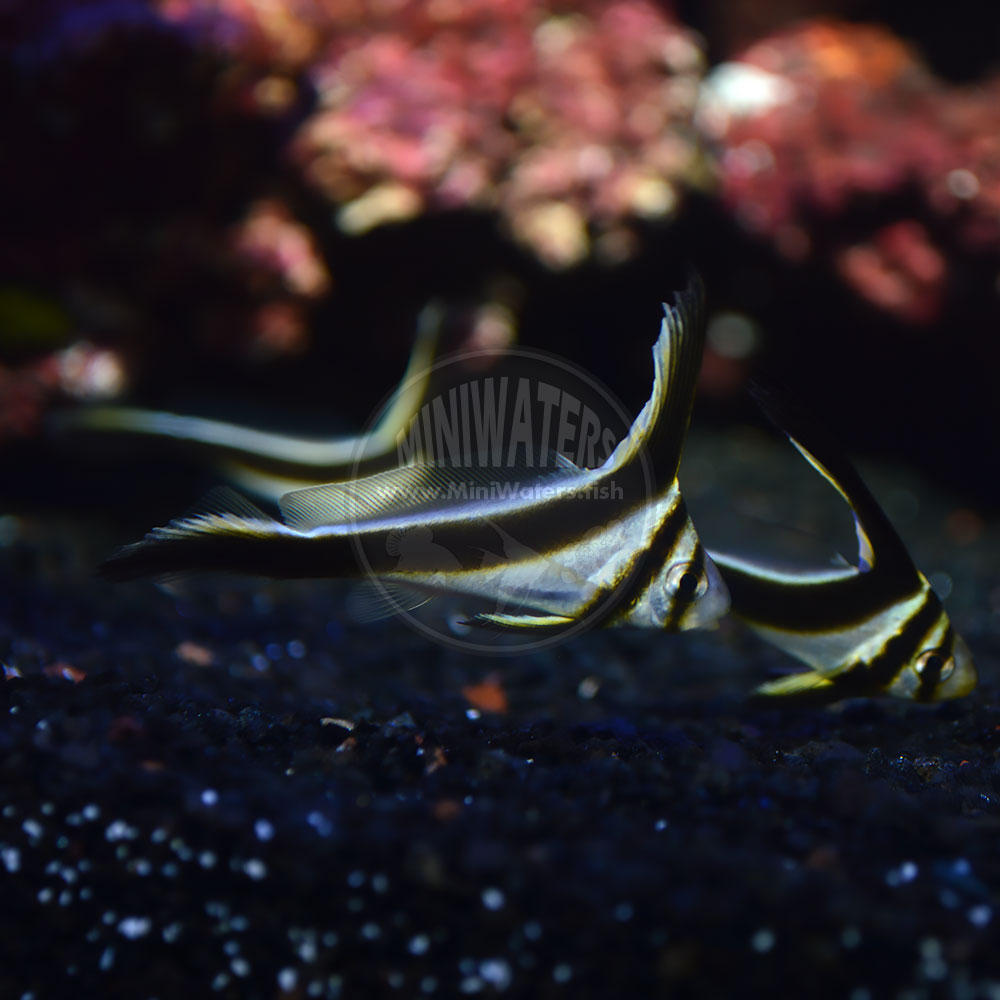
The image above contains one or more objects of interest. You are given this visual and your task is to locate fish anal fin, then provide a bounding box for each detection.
[184,486,270,522]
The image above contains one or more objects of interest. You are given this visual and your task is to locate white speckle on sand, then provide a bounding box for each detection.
[118,916,152,939]
[479,959,512,990]
[552,964,572,983]
[243,858,267,880]
[231,957,251,977]
[481,887,505,911]
[104,820,137,842]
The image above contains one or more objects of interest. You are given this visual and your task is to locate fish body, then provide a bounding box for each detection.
[710,386,975,702]
[56,304,444,497]
[102,281,730,635]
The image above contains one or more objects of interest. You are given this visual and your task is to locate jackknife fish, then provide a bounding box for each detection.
[102,280,730,636]
[710,386,976,702]
[58,304,444,498]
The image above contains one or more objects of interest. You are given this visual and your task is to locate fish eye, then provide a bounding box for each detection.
[664,561,708,602]
[914,648,954,683]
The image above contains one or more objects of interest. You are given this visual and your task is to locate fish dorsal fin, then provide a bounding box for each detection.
[366,300,443,450]
[279,465,443,528]
[604,276,706,488]
[278,455,583,530]
[61,301,443,475]
[748,383,915,577]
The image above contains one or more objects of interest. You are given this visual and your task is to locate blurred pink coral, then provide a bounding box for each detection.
[835,221,946,324]
[701,19,1000,322]
[230,198,332,299]
[0,365,51,443]
[0,343,127,443]
[160,0,705,269]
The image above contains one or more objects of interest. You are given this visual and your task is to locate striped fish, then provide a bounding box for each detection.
[711,387,976,702]
[101,280,730,636]
[56,303,444,498]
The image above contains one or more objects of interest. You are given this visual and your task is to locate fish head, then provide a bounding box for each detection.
[644,536,731,632]
[883,594,977,701]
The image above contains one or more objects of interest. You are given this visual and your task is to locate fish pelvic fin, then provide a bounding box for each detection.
[464,612,578,632]
[751,669,838,700]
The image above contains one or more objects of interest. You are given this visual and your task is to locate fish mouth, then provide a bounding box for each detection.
[677,551,731,631]
[936,634,978,700]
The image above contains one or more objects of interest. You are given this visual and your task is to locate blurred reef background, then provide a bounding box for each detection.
[2,1,1000,997]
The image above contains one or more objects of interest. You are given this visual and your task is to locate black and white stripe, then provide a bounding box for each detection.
[102,281,730,636]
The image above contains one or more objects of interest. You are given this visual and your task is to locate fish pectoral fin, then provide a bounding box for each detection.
[463,612,577,632]
[346,580,434,623]
[752,670,837,699]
